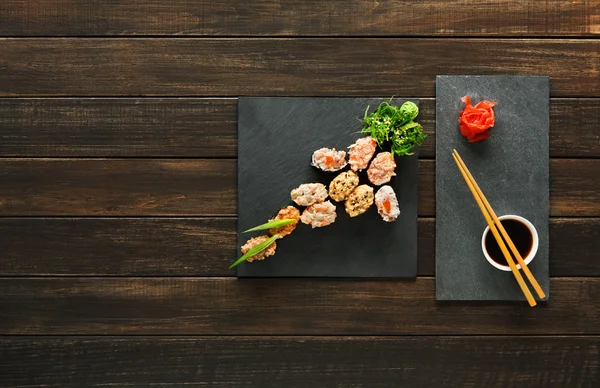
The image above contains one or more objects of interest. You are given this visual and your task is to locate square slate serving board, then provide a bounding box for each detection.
[237,97,418,277]
[436,75,550,301]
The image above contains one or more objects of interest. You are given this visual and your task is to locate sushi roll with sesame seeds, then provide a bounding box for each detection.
[300,201,337,228]
[268,206,301,237]
[312,148,347,172]
[329,170,359,202]
[367,152,396,186]
[241,235,277,263]
[345,185,374,217]
[348,136,377,171]
[375,185,400,222]
[290,183,328,206]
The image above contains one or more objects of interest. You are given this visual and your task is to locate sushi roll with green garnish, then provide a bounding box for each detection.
[241,235,277,263]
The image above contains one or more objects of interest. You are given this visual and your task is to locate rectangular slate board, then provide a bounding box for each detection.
[237,98,418,277]
[436,75,550,301]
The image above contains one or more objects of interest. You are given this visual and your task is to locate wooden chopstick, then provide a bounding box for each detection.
[453,150,546,300]
[452,152,537,307]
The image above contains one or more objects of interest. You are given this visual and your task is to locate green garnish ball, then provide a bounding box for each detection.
[399,101,419,124]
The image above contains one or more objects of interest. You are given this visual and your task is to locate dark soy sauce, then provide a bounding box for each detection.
[485,219,533,266]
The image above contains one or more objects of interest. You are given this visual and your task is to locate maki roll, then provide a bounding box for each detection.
[329,170,360,202]
[348,136,377,171]
[241,235,277,262]
[367,152,397,186]
[291,183,328,206]
[300,200,337,228]
[375,185,400,222]
[345,185,374,217]
[312,148,347,172]
[268,206,301,237]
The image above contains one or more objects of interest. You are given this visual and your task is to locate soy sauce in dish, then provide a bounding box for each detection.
[485,219,533,266]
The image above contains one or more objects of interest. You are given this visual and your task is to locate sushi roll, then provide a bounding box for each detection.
[345,185,374,217]
[312,148,347,172]
[348,136,377,171]
[291,183,328,206]
[367,152,396,186]
[300,200,337,228]
[329,170,360,202]
[375,185,400,222]
[268,206,301,237]
[241,235,277,263]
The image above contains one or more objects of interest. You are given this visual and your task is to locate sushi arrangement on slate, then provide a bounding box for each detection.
[231,99,426,268]
[235,75,549,303]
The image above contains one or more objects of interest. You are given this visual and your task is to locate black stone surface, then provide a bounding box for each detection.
[435,75,550,301]
[237,98,419,277]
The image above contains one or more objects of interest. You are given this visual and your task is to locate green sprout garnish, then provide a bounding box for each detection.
[243,219,298,233]
[230,234,280,269]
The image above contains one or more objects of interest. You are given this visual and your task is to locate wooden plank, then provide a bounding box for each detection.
[1,337,598,388]
[1,98,598,158]
[0,218,237,276]
[551,159,600,216]
[0,159,237,216]
[0,159,598,216]
[0,98,237,157]
[0,0,598,36]
[0,39,598,97]
[546,99,600,158]
[1,277,599,335]
[1,218,597,277]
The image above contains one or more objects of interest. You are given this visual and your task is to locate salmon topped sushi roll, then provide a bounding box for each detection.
[348,136,377,171]
[300,201,337,228]
[291,183,328,207]
[367,152,397,186]
[241,235,277,263]
[375,185,400,222]
[329,170,359,202]
[268,206,301,237]
[312,148,347,172]
[345,185,374,217]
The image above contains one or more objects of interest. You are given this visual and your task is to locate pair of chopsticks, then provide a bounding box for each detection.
[452,149,545,307]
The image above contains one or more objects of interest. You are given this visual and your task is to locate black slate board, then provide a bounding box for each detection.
[237,98,418,277]
[435,75,550,301]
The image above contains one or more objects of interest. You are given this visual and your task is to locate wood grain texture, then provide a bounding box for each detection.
[1,159,598,216]
[551,159,600,216]
[1,218,597,277]
[1,98,598,158]
[0,39,598,97]
[1,337,598,388]
[0,98,237,157]
[0,218,236,276]
[1,277,599,335]
[0,0,598,36]
[0,159,236,216]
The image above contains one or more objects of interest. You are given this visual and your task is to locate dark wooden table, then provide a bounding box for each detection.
[0,1,599,387]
